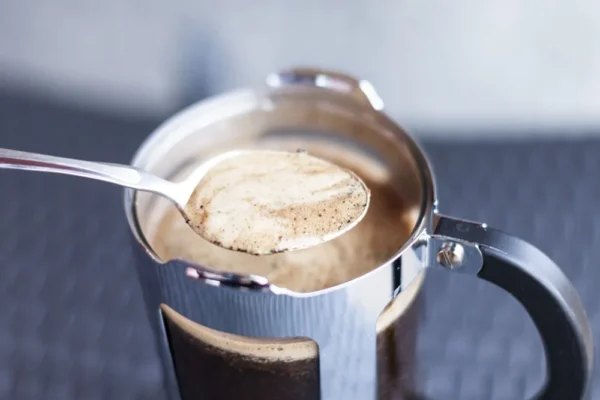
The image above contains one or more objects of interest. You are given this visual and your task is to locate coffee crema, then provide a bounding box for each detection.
[183,150,370,256]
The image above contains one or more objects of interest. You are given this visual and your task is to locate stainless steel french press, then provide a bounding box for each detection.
[126,67,593,400]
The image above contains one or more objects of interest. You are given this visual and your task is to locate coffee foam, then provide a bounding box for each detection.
[183,150,370,256]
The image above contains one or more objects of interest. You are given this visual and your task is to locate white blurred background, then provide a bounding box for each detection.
[0,0,598,138]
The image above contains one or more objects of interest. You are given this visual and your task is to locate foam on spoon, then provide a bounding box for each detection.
[183,149,370,256]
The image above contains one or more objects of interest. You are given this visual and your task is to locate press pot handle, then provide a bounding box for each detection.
[432,215,593,400]
[266,67,385,110]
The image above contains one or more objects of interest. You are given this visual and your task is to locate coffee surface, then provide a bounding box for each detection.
[154,145,414,293]
[183,150,370,256]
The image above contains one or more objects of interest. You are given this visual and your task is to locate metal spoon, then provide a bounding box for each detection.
[0,148,370,255]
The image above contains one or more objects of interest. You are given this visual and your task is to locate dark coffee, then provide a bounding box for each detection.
[162,304,321,400]
[151,142,424,399]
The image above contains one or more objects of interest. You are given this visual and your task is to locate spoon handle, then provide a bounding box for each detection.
[0,148,181,203]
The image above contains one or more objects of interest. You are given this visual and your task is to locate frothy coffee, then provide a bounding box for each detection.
[154,141,416,293]
[183,149,370,256]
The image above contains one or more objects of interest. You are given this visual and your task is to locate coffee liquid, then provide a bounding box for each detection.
[151,143,423,399]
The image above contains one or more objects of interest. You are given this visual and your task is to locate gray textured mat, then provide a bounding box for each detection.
[0,92,597,400]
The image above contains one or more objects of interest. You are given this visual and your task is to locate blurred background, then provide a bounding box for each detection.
[0,1,598,400]
[1,0,599,137]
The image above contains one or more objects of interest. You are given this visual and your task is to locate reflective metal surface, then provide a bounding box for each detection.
[125,67,592,400]
[0,147,186,206]
[266,67,385,111]
[126,67,432,399]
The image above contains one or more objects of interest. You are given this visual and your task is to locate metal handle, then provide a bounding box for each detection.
[0,147,178,201]
[431,215,593,400]
[266,67,385,110]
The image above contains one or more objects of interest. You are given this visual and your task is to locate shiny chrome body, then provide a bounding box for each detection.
[125,67,593,400]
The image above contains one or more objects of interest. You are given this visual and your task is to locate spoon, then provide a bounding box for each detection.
[0,148,370,255]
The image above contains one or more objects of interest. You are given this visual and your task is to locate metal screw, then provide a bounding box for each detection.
[436,242,465,269]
